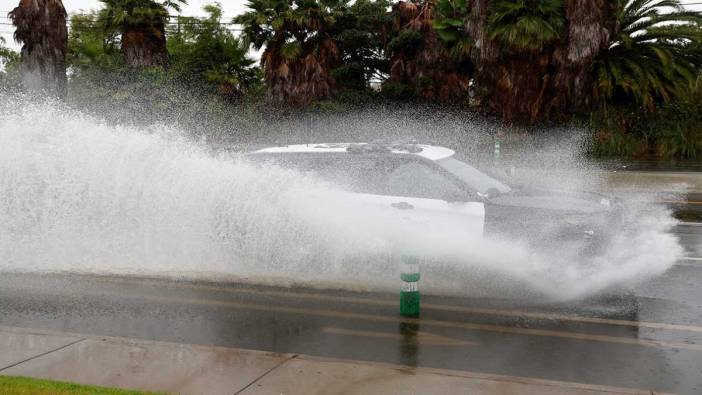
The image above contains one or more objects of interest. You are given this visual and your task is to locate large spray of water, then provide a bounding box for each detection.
[0,95,683,301]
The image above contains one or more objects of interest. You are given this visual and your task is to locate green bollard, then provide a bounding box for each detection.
[400,254,420,317]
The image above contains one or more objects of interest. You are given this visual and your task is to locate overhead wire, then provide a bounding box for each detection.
[0,15,245,29]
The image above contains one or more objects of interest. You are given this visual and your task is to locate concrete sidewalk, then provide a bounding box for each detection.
[0,326,668,395]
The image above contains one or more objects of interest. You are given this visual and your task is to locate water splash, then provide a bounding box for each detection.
[0,95,683,301]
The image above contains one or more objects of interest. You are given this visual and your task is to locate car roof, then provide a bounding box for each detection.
[252,143,456,161]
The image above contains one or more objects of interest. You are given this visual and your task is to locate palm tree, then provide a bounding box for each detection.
[99,0,186,67]
[548,0,615,116]
[236,0,346,105]
[459,0,620,123]
[168,4,259,100]
[592,0,702,110]
[433,0,473,62]
[486,0,565,51]
[8,0,68,97]
[466,0,571,122]
[436,0,701,124]
[384,0,472,102]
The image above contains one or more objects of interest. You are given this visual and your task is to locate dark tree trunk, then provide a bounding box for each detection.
[483,53,553,123]
[468,0,538,121]
[8,0,68,98]
[121,21,169,68]
[468,0,613,124]
[263,37,340,106]
[550,0,614,114]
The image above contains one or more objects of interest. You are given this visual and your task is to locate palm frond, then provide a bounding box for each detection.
[593,0,702,108]
[486,0,565,51]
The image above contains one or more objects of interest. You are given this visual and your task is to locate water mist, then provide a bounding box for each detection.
[0,95,684,301]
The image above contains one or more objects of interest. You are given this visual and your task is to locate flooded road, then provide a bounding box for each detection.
[0,223,700,394]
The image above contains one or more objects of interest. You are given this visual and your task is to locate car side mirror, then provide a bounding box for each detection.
[476,188,500,201]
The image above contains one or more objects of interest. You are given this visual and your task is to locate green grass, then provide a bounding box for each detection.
[0,375,166,395]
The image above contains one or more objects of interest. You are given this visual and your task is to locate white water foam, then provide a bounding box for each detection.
[0,96,684,301]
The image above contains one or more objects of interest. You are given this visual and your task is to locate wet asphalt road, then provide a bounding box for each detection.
[0,223,701,394]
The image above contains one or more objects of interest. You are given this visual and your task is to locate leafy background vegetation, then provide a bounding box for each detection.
[2,0,702,159]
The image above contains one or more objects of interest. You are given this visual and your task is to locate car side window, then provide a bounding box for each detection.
[311,158,385,194]
[253,155,468,200]
[385,160,466,200]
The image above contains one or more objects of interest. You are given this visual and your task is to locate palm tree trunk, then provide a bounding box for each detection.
[8,0,68,98]
[469,0,553,124]
[551,0,613,113]
[263,37,340,106]
[481,53,553,123]
[467,0,613,123]
[121,22,169,68]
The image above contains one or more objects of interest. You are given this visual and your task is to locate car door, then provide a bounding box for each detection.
[318,155,484,250]
[369,156,485,241]
[256,153,485,248]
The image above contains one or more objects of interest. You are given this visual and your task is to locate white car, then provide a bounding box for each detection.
[248,142,621,254]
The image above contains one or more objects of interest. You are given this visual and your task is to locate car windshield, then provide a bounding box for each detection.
[436,157,511,195]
